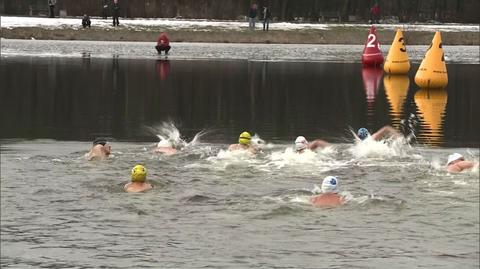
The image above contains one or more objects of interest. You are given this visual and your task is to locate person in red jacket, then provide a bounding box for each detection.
[155,32,171,55]
[370,3,381,24]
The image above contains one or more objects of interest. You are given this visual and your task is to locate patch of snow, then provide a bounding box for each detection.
[1,16,478,32]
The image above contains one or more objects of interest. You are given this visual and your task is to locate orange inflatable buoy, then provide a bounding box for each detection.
[384,29,410,74]
[362,26,384,67]
[414,31,448,88]
[384,75,409,127]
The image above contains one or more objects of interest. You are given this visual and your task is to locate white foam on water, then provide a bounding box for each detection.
[265,145,342,170]
[289,195,311,204]
[452,180,468,186]
[269,147,318,167]
[205,148,262,171]
[349,136,411,159]
[312,184,322,194]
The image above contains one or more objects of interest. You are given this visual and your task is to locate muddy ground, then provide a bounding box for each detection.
[2,26,478,45]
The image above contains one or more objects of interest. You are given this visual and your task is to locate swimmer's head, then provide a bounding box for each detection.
[131,164,147,182]
[93,137,107,146]
[321,176,339,193]
[157,139,172,148]
[238,131,252,146]
[357,128,370,140]
[447,153,464,166]
[294,136,308,152]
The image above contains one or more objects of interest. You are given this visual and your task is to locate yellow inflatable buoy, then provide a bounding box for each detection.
[384,75,409,126]
[384,29,410,74]
[414,88,448,145]
[414,31,448,88]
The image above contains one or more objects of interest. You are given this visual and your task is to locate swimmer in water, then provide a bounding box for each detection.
[310,176,344,207]
[153,138,178,155]
[356,125,401,141]
[294,136,329,153]
[124,164,153,193]
[446,153,475,173]
[228,131,257,154]
[86,137,111,160]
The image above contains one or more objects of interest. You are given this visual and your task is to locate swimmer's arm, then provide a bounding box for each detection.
[457,161,474,170]
[446,165,461,173]
[248,146,258,154]
[371,125,400,141]
[309,139,329,150]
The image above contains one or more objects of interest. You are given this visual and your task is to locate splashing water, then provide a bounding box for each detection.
[270,147,319,167]
[146,122,208,149]
[400,113,419,142]
[349,136,412,159]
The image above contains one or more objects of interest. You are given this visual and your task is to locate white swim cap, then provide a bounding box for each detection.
[447,153,463,165]
[295,136,308,152]
[321,176,339,193]
[157,140,172,148]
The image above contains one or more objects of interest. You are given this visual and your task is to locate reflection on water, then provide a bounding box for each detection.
[361,67,383,126]
[156,60,170,81]
[384,75,409,129]
[414,88,448,146]
[0,57,478,147]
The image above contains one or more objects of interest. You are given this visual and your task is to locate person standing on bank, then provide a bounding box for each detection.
[82,14,91,28]
[102,0,108,19]
[48,0,56,18]
[262,6,271,31]
[112,0,120,26]
[370,3,381,24]
[248,3,258,30]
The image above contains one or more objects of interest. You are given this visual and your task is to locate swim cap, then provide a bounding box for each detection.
[238,131,252,145]
[93,137,107,146]
[157,140,171,148]
[357,128,370,140]
[447,153,464,166]
[321,176,339,193]
[294,136,308,152]
[131,165,147,182]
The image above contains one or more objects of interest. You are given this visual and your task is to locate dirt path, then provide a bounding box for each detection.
[2,26,478,45]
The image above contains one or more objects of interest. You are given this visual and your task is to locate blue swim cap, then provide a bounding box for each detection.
[357,128,370,140]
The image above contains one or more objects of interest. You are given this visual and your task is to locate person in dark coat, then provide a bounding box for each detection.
[48,0,56,18]
[248,3,257,30]
[112,0,120,26]
[261,6,271,31]
[82,14,91,28]
[102,0,108,19]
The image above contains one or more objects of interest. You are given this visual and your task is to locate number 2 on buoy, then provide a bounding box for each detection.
[366,34,376,48]
[367,34,380,49]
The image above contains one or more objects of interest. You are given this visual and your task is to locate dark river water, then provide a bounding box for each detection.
[1,41,479,268]
[0,56,479,147]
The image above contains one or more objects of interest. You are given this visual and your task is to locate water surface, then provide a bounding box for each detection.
[1,42,479,268]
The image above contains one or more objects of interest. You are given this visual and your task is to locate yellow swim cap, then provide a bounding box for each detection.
[238,131,251,145]
[131,164,147,182]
